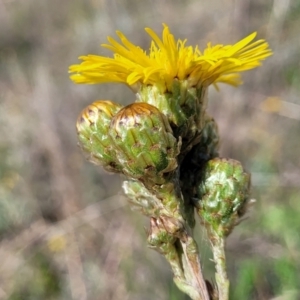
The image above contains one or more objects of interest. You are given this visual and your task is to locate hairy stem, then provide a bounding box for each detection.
[211,235,229,300]
[177,233,211,300]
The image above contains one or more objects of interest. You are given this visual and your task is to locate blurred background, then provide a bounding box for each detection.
[0,0,299,299]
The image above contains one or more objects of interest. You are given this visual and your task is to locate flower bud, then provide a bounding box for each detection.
[76,100,123,172]
[122,180,163,217]
[109,103,179,183]
[147,217,178,250]
[194,158,251,238]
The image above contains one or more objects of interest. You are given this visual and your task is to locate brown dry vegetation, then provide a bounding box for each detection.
[0,0,300,299]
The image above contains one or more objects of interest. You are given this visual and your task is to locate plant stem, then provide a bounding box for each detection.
[211,235,229,300]
[147,218,210,300]
[159,179,211,300]
[160,234,210,300]
[178,233,211,300]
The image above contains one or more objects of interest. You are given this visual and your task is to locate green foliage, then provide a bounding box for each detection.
[231,255,300,300]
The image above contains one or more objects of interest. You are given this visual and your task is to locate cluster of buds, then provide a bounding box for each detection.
[77,101,179,182]
[76,82,251,300]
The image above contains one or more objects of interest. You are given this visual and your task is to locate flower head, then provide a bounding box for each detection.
[76,100,123,172]
[195,158,251,237]
[109,103,179,183]
[69,24,272,92]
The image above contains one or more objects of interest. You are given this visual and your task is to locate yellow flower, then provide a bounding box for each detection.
[69,24,272,92]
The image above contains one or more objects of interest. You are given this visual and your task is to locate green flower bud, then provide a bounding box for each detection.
[109,103,179,183]
[147,217,178,250]
[76,100,123,172]
[123,180,184,235]
[123,180,163,218]
[195,158,251,238]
